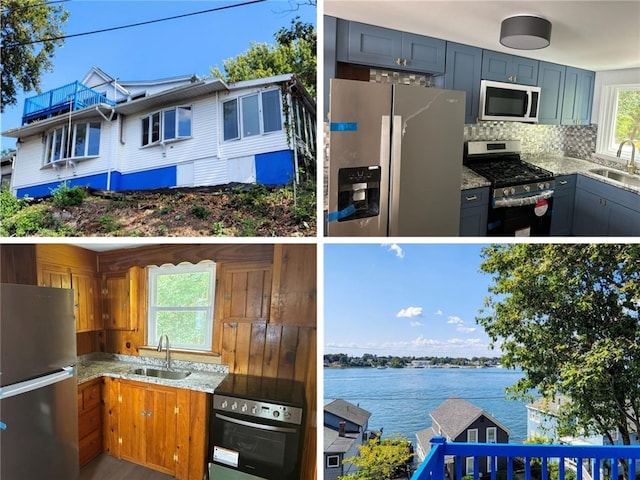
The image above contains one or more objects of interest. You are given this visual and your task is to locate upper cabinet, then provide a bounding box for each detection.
[481,50,539,86]
[537,61,566,125]
[444,42,482,124]
[337,20,445,74]
[102,267,140,331]
[561,67,595,125]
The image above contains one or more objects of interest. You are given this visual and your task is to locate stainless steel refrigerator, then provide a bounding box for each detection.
[327,78,465,236]
[0,284,79,479]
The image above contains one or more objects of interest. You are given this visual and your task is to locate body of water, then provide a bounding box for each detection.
[324,366,529,444]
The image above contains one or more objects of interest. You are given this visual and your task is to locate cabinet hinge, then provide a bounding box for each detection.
[118,394,122,403]
[102,288,108,296]
[174,452,179,463]
[174,405,179,415]
[118,437,123,446]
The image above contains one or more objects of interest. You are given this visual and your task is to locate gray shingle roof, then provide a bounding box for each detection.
[430,397,510,440]
[325,399,372,427]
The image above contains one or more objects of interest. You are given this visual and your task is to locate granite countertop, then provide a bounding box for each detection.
[77,353,229,393]
[461,166,491,190]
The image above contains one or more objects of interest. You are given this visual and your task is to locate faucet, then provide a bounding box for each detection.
[616,139,637,174]
[157,335,171,369]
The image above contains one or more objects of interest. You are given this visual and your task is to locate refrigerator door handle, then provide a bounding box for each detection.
[388,115,403,236]
[0,367,74,400]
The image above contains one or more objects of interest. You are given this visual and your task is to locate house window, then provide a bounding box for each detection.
[326,455,340,468]
[596,84,640,162]
[141,106,192,146]
[467,429,478,443]
[147,261,215,351]
[222,89,283,141]
[43,122,101,164]
[465,457,474,475]
[486,427,497,443]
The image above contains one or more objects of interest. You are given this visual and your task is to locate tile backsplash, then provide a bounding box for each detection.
[464,122,597,160]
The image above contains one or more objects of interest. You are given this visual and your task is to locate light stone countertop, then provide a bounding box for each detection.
[461,166,491,190]
[77,353,229,393]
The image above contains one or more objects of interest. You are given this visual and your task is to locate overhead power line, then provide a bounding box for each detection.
[3,0,267,48]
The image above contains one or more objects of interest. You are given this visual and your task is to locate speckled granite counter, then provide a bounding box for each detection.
[461,166,491,190]
[77,353,228,393]
[525,154,640,196]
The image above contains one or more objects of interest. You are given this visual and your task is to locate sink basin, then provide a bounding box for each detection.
[589,168,640,188]
[130,367,191,380]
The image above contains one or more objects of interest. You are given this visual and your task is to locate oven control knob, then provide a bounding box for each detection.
[241,403,248,413]
[273,410,280,418]
[524,185,530,192]
[510,188,516,195]
[231,402,238,411]
[221,400,228,409]
[284,411,292,420]
[252,406,258,414]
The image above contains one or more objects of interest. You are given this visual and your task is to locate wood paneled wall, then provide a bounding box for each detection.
[0,244,37,285]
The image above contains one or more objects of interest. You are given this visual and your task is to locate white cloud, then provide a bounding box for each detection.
[381,243,404,258]
[397,306,423,318]
[434,310,443,316]
[447,316,463,324]
[456,325,477,333]
[410,321,424,327]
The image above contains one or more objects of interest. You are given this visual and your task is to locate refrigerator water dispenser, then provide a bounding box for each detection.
[337,166,381,221]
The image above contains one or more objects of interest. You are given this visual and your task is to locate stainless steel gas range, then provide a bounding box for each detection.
[464,140,555,236]
[209,374,305,480]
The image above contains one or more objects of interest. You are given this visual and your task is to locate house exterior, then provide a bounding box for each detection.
[1,152,14,190]
[324,399,372,480]
[2,67,316,198]
[416,397,510,478]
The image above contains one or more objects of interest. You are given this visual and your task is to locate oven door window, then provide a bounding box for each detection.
[485,87,528,117]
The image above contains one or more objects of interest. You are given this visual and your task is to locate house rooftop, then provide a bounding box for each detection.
[431,397,511,439]
[324,426,359,452]
[325,399,372,428]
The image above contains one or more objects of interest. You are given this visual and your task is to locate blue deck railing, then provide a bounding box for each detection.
[412,437,640,480]
[22,81,116,124]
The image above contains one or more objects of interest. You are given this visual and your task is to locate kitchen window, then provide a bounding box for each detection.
[141,105,192,146]
[596,84,640,162]
[147,261,215,351]
[43,122,101,165]
[222,89,282,141]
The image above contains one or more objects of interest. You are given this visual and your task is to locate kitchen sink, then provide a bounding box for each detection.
[130,367,191,380]
[589,168,640,188]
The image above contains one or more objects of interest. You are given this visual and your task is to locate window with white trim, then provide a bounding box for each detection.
[465,457,474,475]
[596,84,640,163]
[467,429,478,443]
[326,455,340,468]
[486,427,497,443]
[43,122,101,164]
[147,261,215,351]
[222,89,283,141]
[141,105,192,146]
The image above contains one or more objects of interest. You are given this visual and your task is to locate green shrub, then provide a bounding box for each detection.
[51,182,87,207]
[190,205,209,219]
[6,205,50,236]
[0,188,24,220]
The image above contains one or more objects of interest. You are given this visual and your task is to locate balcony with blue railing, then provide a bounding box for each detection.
[411,437,640,480]
[22,81,116,125]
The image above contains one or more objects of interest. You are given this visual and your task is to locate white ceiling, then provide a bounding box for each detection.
[324,0,640,72]
[73,243,142,252]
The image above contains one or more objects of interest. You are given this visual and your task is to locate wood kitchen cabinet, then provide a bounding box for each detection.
[481,50,539,86]
[78,379,102,467]
[105,378,208,480]
[336,19,446,74]
[561,67,595,125]
[102,267,140,330]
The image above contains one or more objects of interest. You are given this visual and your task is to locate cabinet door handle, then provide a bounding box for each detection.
[559,180,568,185]
[465,195,478,201]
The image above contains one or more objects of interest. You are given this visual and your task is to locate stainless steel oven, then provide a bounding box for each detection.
[209,374,305,480]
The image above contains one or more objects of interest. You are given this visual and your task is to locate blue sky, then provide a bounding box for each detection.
[1,0,316,150]
[324,243,502,358]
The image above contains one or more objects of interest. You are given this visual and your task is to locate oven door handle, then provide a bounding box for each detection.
[493,190,553,208]
[215,413,298,433]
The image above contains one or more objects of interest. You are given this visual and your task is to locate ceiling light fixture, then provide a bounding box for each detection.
[500,15,552,50]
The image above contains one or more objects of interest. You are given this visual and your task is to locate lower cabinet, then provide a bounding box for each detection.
[104,378,208,480]
[550,174,576,236]
[78,379,103,467]
[459,187,489,236]
[573,175,640,236]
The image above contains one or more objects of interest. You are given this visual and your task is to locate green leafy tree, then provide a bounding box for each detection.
[339,435,414,480]
[477,245,640,458]
[1,0,68,110]
[615,90,640,144]
[211,17,316,99]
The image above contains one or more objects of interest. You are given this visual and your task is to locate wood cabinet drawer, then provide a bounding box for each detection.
[79,405,102,440]
[79,428,102,467]
[81,383,101,412]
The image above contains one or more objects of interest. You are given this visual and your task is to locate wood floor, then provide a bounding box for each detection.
[79,454,176,480]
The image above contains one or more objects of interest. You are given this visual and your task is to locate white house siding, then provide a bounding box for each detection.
[192,156,229,186]
[117,94,219,182]
[12,119,114,197]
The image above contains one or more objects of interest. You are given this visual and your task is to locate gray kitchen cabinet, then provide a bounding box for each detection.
[481,50,539,86]
[459,187,489,236]
[324,15,338,120]
[336,20,446,74]
[444,42,482,124]
[550,174,576,235]
[573,175,640,236]
[561,67,595,125]
[537,62,566,125]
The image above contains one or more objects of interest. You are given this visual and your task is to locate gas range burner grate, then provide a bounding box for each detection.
[466,159,554,187]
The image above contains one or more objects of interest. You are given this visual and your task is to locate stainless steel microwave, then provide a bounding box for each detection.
[479,80,541,122]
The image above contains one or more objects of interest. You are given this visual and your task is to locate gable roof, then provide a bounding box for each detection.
[325,399,371,427]
[324,426,359,453]
[430,397,511,440]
